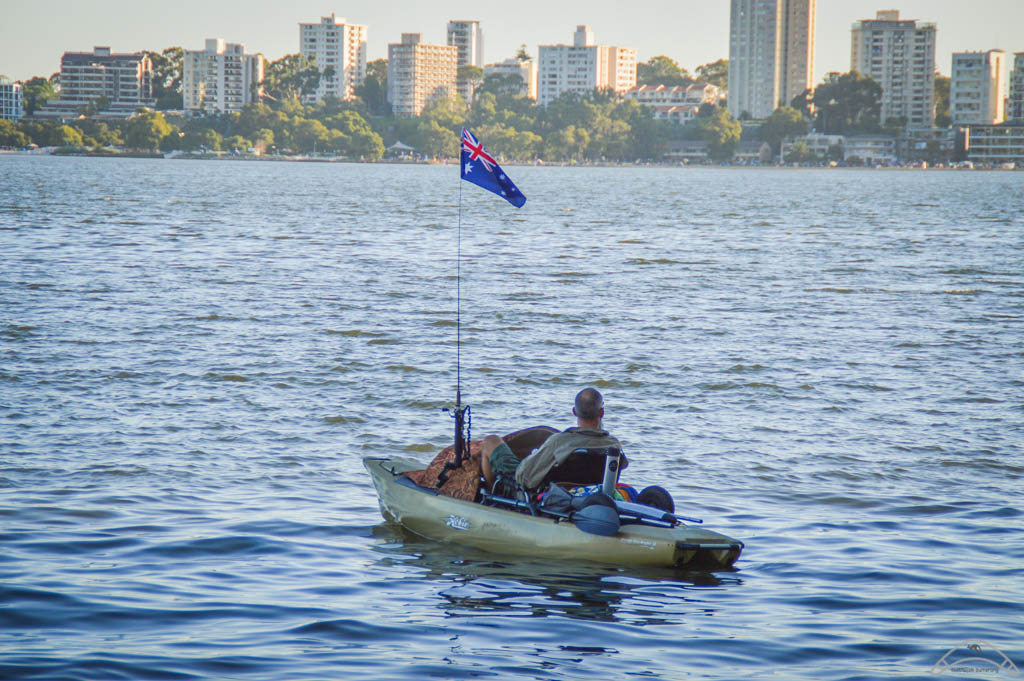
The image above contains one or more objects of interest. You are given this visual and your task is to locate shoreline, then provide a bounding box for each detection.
[3,148,1017,170]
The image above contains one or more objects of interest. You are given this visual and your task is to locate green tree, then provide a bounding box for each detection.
[784,139,812,163]
[637,56,692,87]
[263,54,325,102]
[457,65,484,103]
[49,124,84,147]
[145,47,184,109]
[790,88,813,118]
[289,118,330,152]
[934,73,951,127]
[515,44,531,62]
[480,73,526,98]
[74,119,123,147]
[124,110,173,149]
[760,106,809,155]
[237,102,290,140]
[324,110,384,159]
[354,59,390,117]
[543,125,589,162]
[696,59,728,89]
[222,135,251,151]
[21,75,58,114]
[695,104,741,161]
[413,118,459,157]
[812,71,882,135]
[182,128,222,151]
[0,120,29,147]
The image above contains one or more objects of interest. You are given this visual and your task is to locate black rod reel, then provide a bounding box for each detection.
[437,390,471,488]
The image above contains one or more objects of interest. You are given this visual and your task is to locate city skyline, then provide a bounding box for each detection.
[2,1,1022,86]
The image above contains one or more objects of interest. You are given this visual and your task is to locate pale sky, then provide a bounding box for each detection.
[2,1,1021,84]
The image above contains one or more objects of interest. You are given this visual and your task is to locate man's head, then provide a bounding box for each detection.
[573,387,605,427]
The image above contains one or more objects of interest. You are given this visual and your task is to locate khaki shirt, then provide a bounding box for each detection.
[515,427,622,490]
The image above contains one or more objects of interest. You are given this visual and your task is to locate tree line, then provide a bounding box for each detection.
[1,50,953,164]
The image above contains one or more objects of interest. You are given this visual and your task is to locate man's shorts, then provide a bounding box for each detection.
[489,441,519,477]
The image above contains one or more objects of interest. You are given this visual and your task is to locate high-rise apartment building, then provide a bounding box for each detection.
[1009,53,1024,121]
[447,20,484,103]
[951,50,1006,125]
[781,0,816,106]
[537,26,637,106]
[0,76,24,121]
[35,46,154,119]
[183,39,263,114]
[299,14,368,103]
[483,58,537,100]
[387,33,458,117]
[851,10,936,129]
[728,0,816,120]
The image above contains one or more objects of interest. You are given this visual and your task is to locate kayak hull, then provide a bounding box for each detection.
[364,456,743,569]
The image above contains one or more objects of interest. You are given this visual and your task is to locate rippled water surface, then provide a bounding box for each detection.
[2,155,1023,680]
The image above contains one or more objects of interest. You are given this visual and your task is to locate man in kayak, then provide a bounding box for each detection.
[480,387,622,492]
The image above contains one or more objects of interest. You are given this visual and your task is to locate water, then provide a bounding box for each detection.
[2,155,1022,680]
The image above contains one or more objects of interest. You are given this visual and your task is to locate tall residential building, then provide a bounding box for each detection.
[951,51,1007,125]
[183,39,263,114]
[299,13,368,103]
[387,33,458,117]
[1008,53,1024,121]
[537,26,637,106]
[728,0,816,120]
[781,0,816,106]
[851,10,936,129]
[483,58,537,100]
[0,76,24,121]
[35,46,154,119]
[448,20,484,102]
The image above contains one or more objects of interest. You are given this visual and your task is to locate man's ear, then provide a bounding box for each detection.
[572,407,578,417]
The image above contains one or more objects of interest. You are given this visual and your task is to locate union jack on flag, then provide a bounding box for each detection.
[460,128,526,208]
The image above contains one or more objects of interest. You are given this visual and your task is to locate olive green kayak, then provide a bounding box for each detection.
[364,455,744,570]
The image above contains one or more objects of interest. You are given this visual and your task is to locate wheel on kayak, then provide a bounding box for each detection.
[637,486,675,514]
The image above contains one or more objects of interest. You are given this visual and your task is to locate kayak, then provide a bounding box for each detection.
[364,454,744,570]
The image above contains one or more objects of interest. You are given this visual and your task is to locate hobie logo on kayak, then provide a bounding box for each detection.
[446,515,470,531]
[931,640,1018,676]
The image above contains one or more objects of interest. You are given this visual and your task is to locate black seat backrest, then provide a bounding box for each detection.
[542,447,629,488]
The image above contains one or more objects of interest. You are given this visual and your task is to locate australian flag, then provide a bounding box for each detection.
[460,128,526,208]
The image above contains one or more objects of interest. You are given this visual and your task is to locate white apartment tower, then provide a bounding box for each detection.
[537,26,637,106]
[0,76,24,121]
[35,46,154,118]
[447,20,484,69]
[951,51,1007,125]
[728,0,816,120]
[299,14,368,103]
[183,39,263,114]
[387,33,458,117]
[851,10,936,128]
[447,20,484,102]
[1011,53,1024,121]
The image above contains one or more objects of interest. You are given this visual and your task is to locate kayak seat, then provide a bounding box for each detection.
[542,447,629,489]
[502,425,559,460]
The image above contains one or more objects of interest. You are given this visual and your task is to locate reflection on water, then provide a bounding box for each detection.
[370,524,740,624]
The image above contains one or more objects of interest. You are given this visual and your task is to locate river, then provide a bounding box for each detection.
[1,155,1022,680]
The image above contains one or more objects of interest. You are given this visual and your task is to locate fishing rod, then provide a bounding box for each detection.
[438,178,469,487]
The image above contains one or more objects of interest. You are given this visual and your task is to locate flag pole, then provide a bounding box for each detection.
[440,154,468,488]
